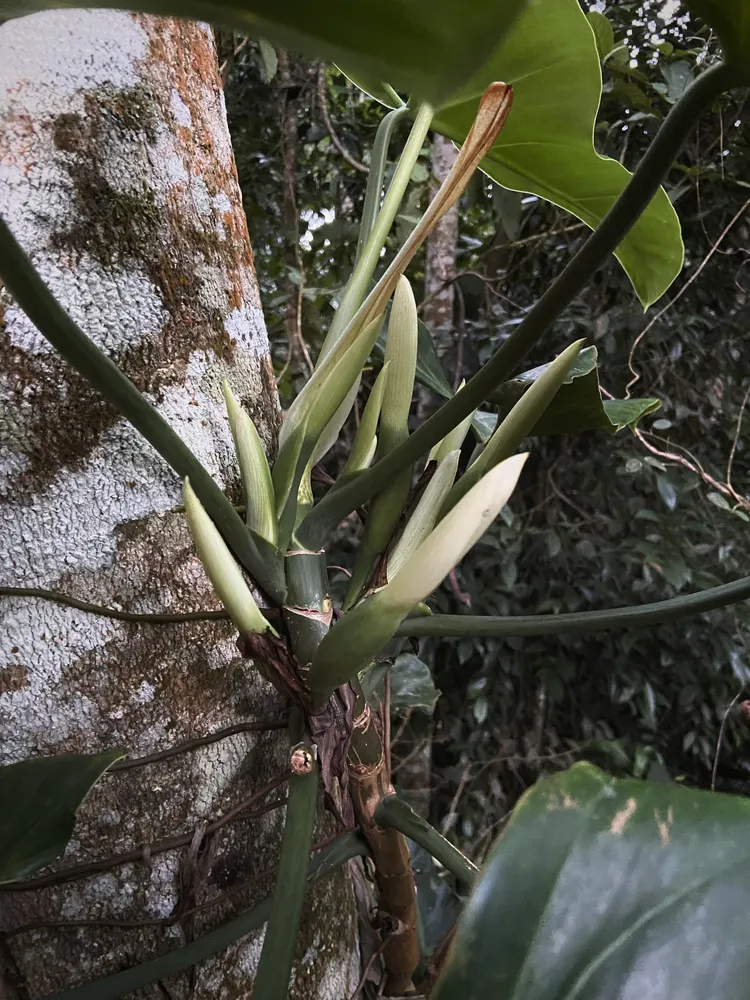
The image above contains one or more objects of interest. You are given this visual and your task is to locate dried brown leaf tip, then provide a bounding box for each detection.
[466,82,514,162]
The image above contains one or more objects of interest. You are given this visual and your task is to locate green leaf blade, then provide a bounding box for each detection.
[434,762,750,1000]
[1,0,530,108]
[0,750,125,884]
[432,0,684,306]
[587,9,614,60]
[487,344,661,437]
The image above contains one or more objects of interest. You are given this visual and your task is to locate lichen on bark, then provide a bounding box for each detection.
[0,10,358,998]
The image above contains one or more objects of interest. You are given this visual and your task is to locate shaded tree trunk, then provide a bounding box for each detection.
[422,135,459,339]
[277,47,304,372]
[409,135,461,814]
[0,11,357,998]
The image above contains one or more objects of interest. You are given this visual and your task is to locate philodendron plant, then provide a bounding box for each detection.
[3,1,750,998]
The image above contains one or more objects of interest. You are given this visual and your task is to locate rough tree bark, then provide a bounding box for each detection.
[405,134,461,818]
[276,48,305,373]
[0,11,358,998]
[422,135,459,339]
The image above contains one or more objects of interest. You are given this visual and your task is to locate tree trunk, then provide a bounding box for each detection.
[276,48,305,374]
[409,135,461,813]
[0,11,358,998]
[422,135,459,339]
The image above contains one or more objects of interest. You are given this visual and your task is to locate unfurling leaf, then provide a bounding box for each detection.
[443,340,583,515]
[309,453,528,696]
[341,363,391,479]
[318,105,430,367]
[274,314,385,545]
[428,381,475,462]
[344,278,418,608]
[184,478,277,637]
[305,81,513,471]
[223,382,277,546]
[388,450,460,580]
[380,275,419,453]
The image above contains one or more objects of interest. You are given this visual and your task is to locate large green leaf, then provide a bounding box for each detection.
[0,750,124,883]
[434,762,750,1000]
[432,0,683,307]
[685,1,750,81]
[485,345,661,437]
[0,0,527,109]
[361,653,440,715]
[394,330,659,441]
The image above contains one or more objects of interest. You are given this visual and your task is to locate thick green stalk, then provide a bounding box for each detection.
[395,574,750,637]
[42,831,367,1000]
[318,104,430,363]
[11,573,750,635]
[253,712,319,1000]
[299,62,735,550]
[429,384,473,463]
[0,217,285,604]
[283,550,332,677]
[374,794,478,887]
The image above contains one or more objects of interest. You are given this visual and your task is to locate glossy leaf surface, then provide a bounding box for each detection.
[484,345,661,438]
[349,0,684,305]
[434,762,750,1000]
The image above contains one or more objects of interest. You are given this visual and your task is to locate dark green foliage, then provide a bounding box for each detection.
[221,8,750,867]
[426,4,750,852]
[2,5,749,994]
[0,750,124,883]
[435,762,750,1000]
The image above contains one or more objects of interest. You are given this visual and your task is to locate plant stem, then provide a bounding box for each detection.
[283,549,332,677]
[396,574,750,637]
[0,216,285,604]
[0,586,232,623]
[318,104,430,363]
[374,795,478,887]
[252,711,319,1000]
[41,831,367,1000]
[109,719,289,771]
[348,692,420,995]
[300,61,735,549]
